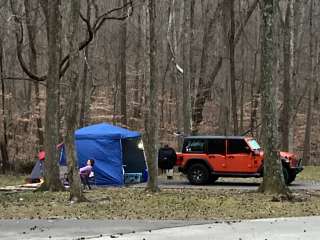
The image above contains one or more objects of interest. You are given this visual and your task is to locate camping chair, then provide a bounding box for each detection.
[80,170,94,190]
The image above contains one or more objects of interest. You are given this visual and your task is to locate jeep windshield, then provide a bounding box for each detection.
[247,139,261,150]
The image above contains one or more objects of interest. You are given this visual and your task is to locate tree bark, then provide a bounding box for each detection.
[25,0,44,149]
[228,0,238,135]
[280,0,293,151]
[79,1,92,128]
[258,0,290,195]
[303,0,314,165]
[192,2,220,134]
[144,0,159,192]
[64,0,86,202]
[182,0,192,135]
[132,9,142,122]
[0,38,9,174]
[119,0,128,126]
[42,0,64,191]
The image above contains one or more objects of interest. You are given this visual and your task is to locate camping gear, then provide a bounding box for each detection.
[29,123,148,186]
[28,144,66,183]
[28,151,45,183]
[75,123,148,186]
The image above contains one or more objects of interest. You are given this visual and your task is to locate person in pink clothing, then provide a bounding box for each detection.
[79,159,95,189]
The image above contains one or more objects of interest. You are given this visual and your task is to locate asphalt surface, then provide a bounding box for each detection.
[1,178,319,239]
[0,219,210,240]
[109,216,320,240]
[1,217,320,240]
[153,177,320,191]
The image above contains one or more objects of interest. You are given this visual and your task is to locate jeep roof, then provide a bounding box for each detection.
[184,136,248,140]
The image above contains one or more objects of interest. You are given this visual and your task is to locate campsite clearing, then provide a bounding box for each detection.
[0,166,319,220]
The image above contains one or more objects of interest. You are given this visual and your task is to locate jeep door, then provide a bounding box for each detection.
[207,138,227,172]
[226,139,254,172]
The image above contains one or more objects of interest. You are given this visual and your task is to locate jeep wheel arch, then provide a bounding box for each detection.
[184,158,213,172]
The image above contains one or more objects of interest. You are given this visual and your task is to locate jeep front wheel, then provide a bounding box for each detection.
[187,163,210,185]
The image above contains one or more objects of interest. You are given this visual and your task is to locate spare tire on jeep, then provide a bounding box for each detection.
[158,145,177,170]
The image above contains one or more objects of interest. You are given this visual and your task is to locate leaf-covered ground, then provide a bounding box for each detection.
[0,187,320,220]
[0,166,319,220]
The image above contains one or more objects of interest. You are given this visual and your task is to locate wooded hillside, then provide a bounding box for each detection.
[0,0,319,173]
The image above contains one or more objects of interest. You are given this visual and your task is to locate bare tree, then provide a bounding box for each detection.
[24,0,44,149]
[182,0,192,135]
[144,0,159,192]
[303,0,314,165]
[64,0,86,202]
[0,37,9,174]
[119,0,128,126]
[41,0,64,191]
[259,0,290,196]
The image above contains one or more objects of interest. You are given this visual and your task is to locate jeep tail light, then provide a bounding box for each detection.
[176,156,183,166]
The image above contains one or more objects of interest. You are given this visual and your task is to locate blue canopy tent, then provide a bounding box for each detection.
[75,123,148,186]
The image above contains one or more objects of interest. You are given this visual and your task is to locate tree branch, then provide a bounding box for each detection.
[13,0,134,82]
[14,16,46,81]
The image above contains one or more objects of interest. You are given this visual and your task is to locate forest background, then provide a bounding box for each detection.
[0,0,319,176]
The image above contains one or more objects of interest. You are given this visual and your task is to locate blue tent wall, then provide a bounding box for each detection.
[75,123,142,186]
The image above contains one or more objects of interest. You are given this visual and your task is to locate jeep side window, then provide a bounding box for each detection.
[183,140,206,153]
[207,139,225,155]
[227,139,251,154]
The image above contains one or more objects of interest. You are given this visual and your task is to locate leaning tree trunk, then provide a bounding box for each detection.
[258,0,290,196]
[144,0,159,192]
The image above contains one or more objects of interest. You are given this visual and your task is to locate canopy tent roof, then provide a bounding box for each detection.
[75,123,140,140]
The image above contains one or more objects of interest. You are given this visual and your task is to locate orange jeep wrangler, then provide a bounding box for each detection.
[176,136,303,185]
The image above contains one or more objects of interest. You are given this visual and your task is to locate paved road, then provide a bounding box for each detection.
[152,177,320,191]
[1,217,319,240]
[0,219,210,240]
[108,216,320,240]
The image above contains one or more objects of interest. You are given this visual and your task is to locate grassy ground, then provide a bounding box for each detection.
[297,166,320,181]
[0,166,319,220]
[0,187,319,220]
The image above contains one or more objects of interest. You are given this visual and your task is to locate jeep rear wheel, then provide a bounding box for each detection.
[187,163,210,185]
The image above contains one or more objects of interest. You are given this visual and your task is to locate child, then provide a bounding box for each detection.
[79,159,95,189]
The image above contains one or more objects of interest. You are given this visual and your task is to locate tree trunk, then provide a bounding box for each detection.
[0,38,9,174]
[65,0,85,202]
[280,0,293,151]
[258,0,290,195]
[228,0,238,135]
[192,2,220,134]
[182,0,192,135]
[25,0,44,149]
[119,0,128,126]
[303,0,314,165]
[144,0,159,192]
[79,1,92,128]
[132,9,142,122]
[42,0,64,191]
